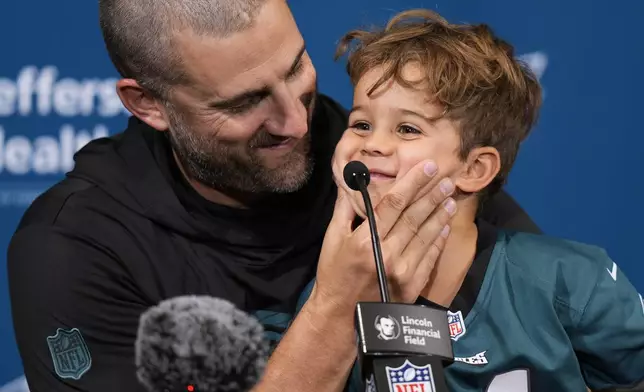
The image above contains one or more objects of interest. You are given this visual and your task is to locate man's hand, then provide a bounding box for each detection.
[256,161,455,392]
[314,159,456,308]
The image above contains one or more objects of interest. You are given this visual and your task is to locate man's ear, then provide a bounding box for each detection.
[454,146,501,193]
[116,79,170,131]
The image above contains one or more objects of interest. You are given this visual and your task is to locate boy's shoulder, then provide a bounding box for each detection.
[498,230,610,276]
[493,230,613,314]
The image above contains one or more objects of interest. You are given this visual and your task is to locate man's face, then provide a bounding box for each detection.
[163,0,317,196]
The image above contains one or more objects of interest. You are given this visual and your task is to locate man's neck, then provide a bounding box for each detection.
[421,203,479,308]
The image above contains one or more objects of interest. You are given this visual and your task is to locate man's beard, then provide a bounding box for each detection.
[166,92,316,197]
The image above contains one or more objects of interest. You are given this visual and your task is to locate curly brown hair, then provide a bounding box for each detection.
[335,9,542,196]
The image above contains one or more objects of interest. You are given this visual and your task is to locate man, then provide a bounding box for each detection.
[7,0,540,391]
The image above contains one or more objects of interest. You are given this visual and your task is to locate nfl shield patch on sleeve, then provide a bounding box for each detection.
[46,328,92,380]
[447,310,466,341]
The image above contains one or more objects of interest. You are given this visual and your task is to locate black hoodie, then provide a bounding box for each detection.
[7,94,540,392]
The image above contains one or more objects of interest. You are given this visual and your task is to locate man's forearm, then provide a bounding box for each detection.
[254,293,357,392]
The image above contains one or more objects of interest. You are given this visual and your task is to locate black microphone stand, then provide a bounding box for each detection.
[353,173,390,303]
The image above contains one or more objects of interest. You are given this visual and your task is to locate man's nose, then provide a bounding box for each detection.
[264,85,308,139]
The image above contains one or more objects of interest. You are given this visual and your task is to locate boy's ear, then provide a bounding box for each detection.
[454,146,501,193]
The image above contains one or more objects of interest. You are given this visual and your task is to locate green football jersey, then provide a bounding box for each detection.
[296,230,644,392]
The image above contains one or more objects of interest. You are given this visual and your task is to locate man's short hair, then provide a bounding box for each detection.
[335,9,543,196]
[98,0,268,98]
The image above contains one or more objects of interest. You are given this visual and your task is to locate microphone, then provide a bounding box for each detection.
[343,161,390,303]
[343,161,454,392]
[135,295,269,392]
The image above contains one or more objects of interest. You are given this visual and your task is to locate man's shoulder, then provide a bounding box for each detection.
[16,177,94,229]
[10,174,147,274]
[15,176,122,234]
[7,182,134,302]
[15,116,157,235]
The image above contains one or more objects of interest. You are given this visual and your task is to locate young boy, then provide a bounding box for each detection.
[296,9,644,392]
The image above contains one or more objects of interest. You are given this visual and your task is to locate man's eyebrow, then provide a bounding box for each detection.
[209,88,270,110]
[209,44,307,110]
[286,44,306,76]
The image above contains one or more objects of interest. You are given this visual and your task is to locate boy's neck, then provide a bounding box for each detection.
[421,202,479,308]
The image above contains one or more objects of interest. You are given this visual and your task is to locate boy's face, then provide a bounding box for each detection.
[333,63,466,217]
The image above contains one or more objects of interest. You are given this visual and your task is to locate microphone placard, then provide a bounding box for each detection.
[355,302,454,361]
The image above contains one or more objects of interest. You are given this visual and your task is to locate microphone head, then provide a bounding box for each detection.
[343,161,370,191]
[135,295,269,392]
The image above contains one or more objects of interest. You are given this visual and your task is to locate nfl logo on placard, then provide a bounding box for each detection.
[447,310,466,341]
[386,360,436,392]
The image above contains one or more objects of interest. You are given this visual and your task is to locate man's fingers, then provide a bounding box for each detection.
[372,160,439,238]
[410,227,450,299]
[384,176,455,258]
[401,197,456,263]
[423,225,450,274]
[387,225,449,303]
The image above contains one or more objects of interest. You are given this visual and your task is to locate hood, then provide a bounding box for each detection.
[67,116,215,240]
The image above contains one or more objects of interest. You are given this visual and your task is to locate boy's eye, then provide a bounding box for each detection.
[351,121,371,131]
[398,125,421,135]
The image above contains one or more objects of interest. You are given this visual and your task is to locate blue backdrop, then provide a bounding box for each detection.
[1,1,642,390]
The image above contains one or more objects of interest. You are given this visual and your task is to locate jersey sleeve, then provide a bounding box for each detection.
[568,251,644,391]
[7,226,148,392]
